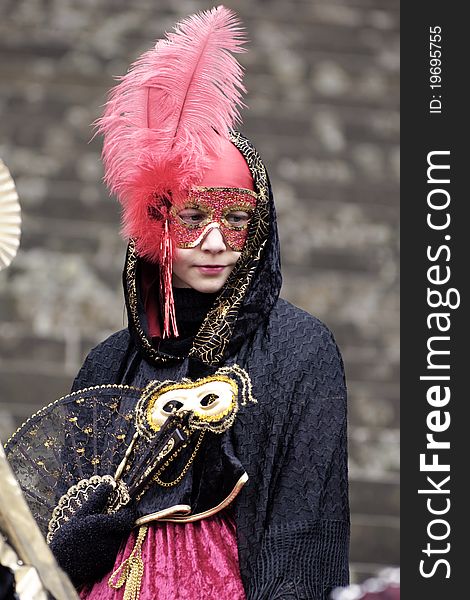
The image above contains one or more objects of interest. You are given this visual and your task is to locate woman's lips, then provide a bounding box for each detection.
[196,265,226,274]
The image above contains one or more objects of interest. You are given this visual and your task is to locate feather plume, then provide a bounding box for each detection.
[96,5,247,263]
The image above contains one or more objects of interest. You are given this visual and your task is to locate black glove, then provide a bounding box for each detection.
[49,482,136,588]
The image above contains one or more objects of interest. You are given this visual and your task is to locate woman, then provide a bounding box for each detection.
[9,7,350,599]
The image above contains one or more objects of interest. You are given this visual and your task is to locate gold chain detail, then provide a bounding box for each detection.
[153,430,206,488]
[108,525,148,600]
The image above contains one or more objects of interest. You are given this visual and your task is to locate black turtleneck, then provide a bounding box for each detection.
[172,287,219,337]
[158,287,218,355]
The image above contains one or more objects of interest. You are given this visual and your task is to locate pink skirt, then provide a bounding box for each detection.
[80,514,246,600]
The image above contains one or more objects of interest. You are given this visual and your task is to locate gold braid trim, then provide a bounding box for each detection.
[108,525,149,600]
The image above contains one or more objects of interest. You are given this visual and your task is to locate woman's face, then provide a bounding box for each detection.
[172,226,242,293]
[171,199,252,293]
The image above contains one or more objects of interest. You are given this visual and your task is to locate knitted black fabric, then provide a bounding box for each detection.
[157,287,218,356]
[49,483,136,588]
[71,134,350,599]
[172,287,218,337]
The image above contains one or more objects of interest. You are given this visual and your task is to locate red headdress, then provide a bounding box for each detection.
[95,6,247,337]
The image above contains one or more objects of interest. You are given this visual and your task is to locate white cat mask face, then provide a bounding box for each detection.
[147,376,237,431]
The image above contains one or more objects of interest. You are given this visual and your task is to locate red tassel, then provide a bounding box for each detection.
[160,217,178,339]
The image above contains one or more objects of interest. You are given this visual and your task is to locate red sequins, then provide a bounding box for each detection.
[170,187,257,252]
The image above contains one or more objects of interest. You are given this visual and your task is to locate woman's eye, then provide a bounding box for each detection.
[178,210,207,225]
[226,211,250,226]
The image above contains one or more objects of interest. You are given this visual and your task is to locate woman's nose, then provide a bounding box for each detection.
[200,226,227,252]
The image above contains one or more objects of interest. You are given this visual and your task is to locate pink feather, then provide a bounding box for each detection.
[95,5,247,263]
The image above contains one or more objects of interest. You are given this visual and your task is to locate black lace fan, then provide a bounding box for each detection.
[4,384,193,541]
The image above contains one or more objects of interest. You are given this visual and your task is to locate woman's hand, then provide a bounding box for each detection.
[49,482,136,588]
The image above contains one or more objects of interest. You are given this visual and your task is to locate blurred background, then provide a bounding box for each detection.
[0,0,399,585]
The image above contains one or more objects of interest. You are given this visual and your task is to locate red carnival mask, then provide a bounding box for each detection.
[170,187,257,252]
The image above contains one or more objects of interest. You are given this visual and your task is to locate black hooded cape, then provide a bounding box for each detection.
[72,132,350,600]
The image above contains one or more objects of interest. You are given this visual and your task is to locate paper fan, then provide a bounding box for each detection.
[0,158,21,270]
[4,385,194,541]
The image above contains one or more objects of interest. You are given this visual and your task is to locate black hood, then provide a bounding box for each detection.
[123,131,282,367]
